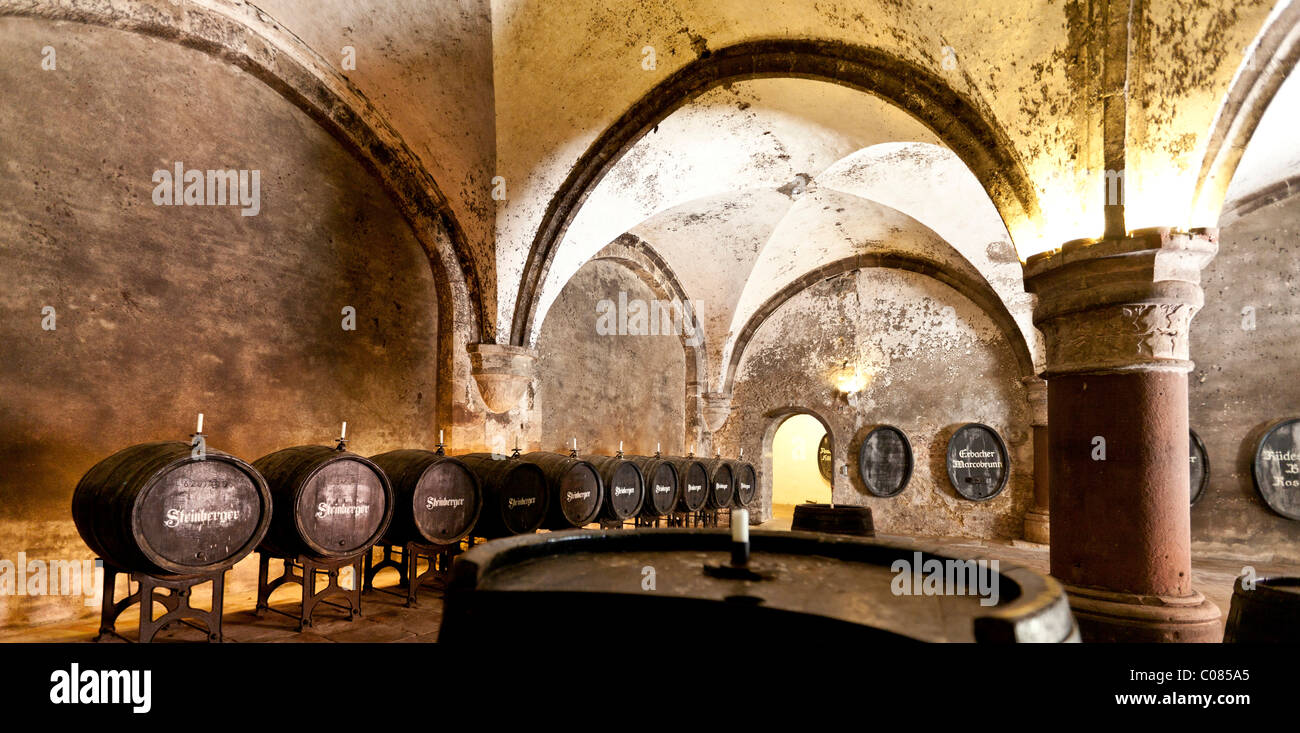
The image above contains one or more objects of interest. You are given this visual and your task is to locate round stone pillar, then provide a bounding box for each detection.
[1021,377,1050,544]
[1023,228,1221,642]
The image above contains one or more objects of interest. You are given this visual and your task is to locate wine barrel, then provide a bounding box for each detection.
[584,455,645,522]
[440,529,1079,643]
[791,503,875,536]
[662,456,709,512]
[72,441,272,576]
[369,450,482,546]
[519,452,604,529]
[1224,575,1300,643]
[729,460,758,507]
[253,445,393,560]
[624,455,679,518]
[702,457,736,509]
[458,454,550,538]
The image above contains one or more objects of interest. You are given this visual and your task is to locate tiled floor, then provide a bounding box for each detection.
[3,523,1291,642]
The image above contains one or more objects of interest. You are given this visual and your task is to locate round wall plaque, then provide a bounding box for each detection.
[1253,418,1300,520]
[1189,429,1209,506]
[817,434,832,484]
[857,425,913,498]
[945,423,1009,502]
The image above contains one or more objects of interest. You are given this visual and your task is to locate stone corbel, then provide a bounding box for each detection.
[468,343,537,414]
[701,392,733,433]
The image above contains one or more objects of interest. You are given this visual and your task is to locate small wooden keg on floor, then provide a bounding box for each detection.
[584,453,645,527]
[364,447,482,606]
[624,453,679,525]
[519,451,605,529]
[252,436,394,630]
[73,436,272,642]
[459,452,550,538]
[792,503,875,537]
[1224,575,1300,642]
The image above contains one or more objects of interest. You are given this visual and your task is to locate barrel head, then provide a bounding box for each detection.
[1253,418,1300,520]
[606,462,644,519]
[858,425,913,498]
[558,463,602,526]
[499,465,549,534]
[296,458,388,556]
[710,463,735,507]
[733,463,757,507]
[136,458,267,571]
[414,460,481,544]
[681,462,708,511]
[645,463,678,516]
[945,424,1009,501]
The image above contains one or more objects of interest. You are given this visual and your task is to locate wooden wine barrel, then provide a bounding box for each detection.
[702,457,736,509]
[792,503,875,537]
[1224,575,1300,643]
[729,460,758,507]
[519,452,604,529]
[439,529,1079,643]
[72,441,272,576]
[584,455,645,521]
[253,445,393,560]
[624,456,679,518]
[662,456,710,512]
[369,450,482,546]
[458,454,550,538]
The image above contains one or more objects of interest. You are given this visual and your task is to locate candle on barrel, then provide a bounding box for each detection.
[196,413,204,434]
[440,429,444,444]
[731,508,750,566]
[341,421,347,439]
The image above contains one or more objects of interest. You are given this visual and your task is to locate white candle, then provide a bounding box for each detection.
[656,442,661,453]
[341,421,347,439]
[732,508,749,543]
[572,437,577,450]
[196,413,204,433]
[739,447,744,459]
[439,429,444,444]
[619,440,623,452]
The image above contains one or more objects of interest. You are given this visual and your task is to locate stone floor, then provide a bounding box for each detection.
[1,523,1291,642]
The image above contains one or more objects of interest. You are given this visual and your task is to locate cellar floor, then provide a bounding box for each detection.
[3,525,1293,643]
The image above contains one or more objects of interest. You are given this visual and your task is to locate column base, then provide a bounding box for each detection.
[1066,584,1222,643]
[1023,509,1050,544]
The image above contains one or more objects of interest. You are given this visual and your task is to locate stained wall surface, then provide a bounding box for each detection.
[0,19,442,627]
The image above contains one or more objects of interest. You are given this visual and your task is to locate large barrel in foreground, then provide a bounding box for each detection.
[729,460,758,507]
[624,455,679,518]
[369,450,482,546]
[72,441,272,575]
[1224,575,1300,643]
[520,452,604,529]
[662,456,710,512]
[584,455,645,521]
[702,457,735,509]
[459,454,550,538]
[253,445,393,560]
[439,529,1079,643]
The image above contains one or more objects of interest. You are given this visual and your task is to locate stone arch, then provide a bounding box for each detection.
[0,0,487,435]
[722,254,1037,397]
[508,37,1043,346]
[1191,0,1300,224]
[759,406,836,520]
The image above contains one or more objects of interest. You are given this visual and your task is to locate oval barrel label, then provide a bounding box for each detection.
[1189,429,1209,505]
[683,463,708,511]
[817,434,832,483]
[711,464,734,507]
[502,468,548,532]
[858,425,913,498]
[300,459,387,554]
[560,464,601,525]
[1253,418,1300,520]
[946,424,1009,501]
[649,464,677,514]
[139,460,263,567]
[608,463,643,518]
[735,464,757,506]
[415,462,478,543]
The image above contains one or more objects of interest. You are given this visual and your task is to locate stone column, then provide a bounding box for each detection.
[1023,228,1221,642]
[1021,376,1050,544]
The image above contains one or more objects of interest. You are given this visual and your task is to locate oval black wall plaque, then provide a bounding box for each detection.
[857,425,913,498]
[1253,418,1300,520]
[817,434,832,483]
[946,423,1009,502]
[1189,429,1209,506]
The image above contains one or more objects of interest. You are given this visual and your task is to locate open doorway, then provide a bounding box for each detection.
[771,413,831,520]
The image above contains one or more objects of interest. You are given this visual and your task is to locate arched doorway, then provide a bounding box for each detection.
[769,413,832,520]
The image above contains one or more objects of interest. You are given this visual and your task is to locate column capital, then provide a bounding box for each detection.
[1024,228,1217,377]
[467,343,537,413]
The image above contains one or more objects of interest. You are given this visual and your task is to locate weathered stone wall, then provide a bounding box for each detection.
[0,19,441,628]
[717,268,1032,538]
[1189,195,1300,564]
[535,259,687,456]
